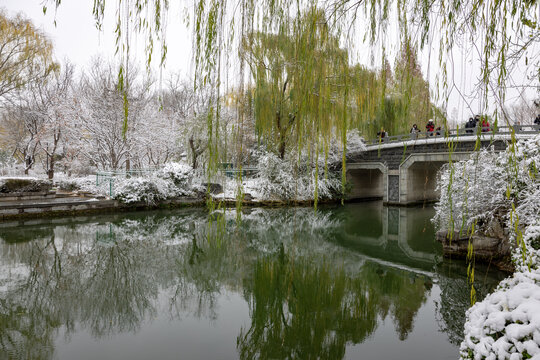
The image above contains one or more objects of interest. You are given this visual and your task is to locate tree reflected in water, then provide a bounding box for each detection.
[238,249,431,359]
[0,207,505,359]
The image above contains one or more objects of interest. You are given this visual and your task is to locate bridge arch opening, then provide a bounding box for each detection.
[346,163,387,201]
[405,161,446,203]
[399,152,472,205]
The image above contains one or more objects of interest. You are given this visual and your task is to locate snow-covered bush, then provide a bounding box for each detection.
[0,177,52,193]
[433,148,510,232]
[460,269,540,360]
[255,152,341,201]
[114,177,171,204]
[53,175,111,196]
[113,162,198,204]
[434,135,540,233]
[158,162,194,196]
[443,135,540,360]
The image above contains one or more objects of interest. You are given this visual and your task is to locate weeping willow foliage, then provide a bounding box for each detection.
[242,8,381,161]
[44,0,539,136]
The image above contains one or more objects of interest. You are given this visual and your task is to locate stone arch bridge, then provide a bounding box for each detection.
[345,126,538,206]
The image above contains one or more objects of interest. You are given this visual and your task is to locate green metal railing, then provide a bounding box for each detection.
[218,163,258,178]
[96,169,158,197]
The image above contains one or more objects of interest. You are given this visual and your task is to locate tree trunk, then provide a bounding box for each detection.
[47,165,54,180]
[189,136,198,169]
[278,136,286,160]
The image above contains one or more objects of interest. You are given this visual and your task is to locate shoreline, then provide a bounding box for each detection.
[0,195,351,222]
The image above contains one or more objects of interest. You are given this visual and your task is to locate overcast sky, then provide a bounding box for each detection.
[2,0,193,77]
[3,1,537,126]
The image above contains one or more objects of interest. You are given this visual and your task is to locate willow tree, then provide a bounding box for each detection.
[0,10,58,103]
[44,0,539,134]
[242,8,353,160]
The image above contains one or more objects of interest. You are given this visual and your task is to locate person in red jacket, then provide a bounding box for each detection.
[481,117,490,132]
[426,119,435,134]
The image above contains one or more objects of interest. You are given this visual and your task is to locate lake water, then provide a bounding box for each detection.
[0,202,506,359]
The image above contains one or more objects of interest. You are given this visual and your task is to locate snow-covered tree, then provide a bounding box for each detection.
[69,58,150,171]
[1,98,44,174]
[30,63,75,179]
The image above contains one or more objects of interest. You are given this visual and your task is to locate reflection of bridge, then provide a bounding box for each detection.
[347,126,538,205]
[337,203,437,271]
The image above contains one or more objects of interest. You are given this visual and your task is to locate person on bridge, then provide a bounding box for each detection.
[426,119,435,135]
[410,124,420,138]
[377,128,388,140]
[534,114,540,126]
[465,117,475,133]
[481,117,490,132]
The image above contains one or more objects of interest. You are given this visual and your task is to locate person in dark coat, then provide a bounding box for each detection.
[410,124,420,139]
[465,117,475,133]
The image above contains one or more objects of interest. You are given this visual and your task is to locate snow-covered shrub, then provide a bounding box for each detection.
[55,176,92,191]
[255,151,341,201]
[434,135,540,233]
[114,177,170,204]
[513,224,540,273]
[0,177,52,193]
[0,151,16,174]
[158,162,194,196]
[53,175,108,196]
[113,162,198,204]
[460,269,540,360]
[433,148,510,232]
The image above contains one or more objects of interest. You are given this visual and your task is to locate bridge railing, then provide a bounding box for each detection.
[368,125,540,145]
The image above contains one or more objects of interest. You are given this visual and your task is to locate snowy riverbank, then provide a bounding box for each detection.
[433,134,540,359]
[460,224,540,359]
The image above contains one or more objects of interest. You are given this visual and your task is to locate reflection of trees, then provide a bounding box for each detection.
[0,297,55,359]
[0,237,68,359]
[435,260,505,346]
[0,212,206,357]
[237,251,431,359]
[0,207,504,359]
[80,241,158,336]
[359,264,431,340]
[169,217,244,320]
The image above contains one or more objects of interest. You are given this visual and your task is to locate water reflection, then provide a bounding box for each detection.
[333,203,438,270]
[0,205,505,359]
[238,254,433,359]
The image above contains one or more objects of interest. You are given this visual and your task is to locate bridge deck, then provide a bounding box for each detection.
[367,125,539,148]
[365,132,535,151]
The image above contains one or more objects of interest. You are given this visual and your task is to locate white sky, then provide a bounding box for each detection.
[2,0,538,127]
[2,0,193,77]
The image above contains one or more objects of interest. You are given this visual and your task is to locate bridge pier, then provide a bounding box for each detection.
[347,152,472,206]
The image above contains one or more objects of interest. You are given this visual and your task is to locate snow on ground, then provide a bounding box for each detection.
[0,176,42,181]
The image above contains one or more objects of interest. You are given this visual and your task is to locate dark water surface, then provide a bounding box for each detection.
[0,202,506,359]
